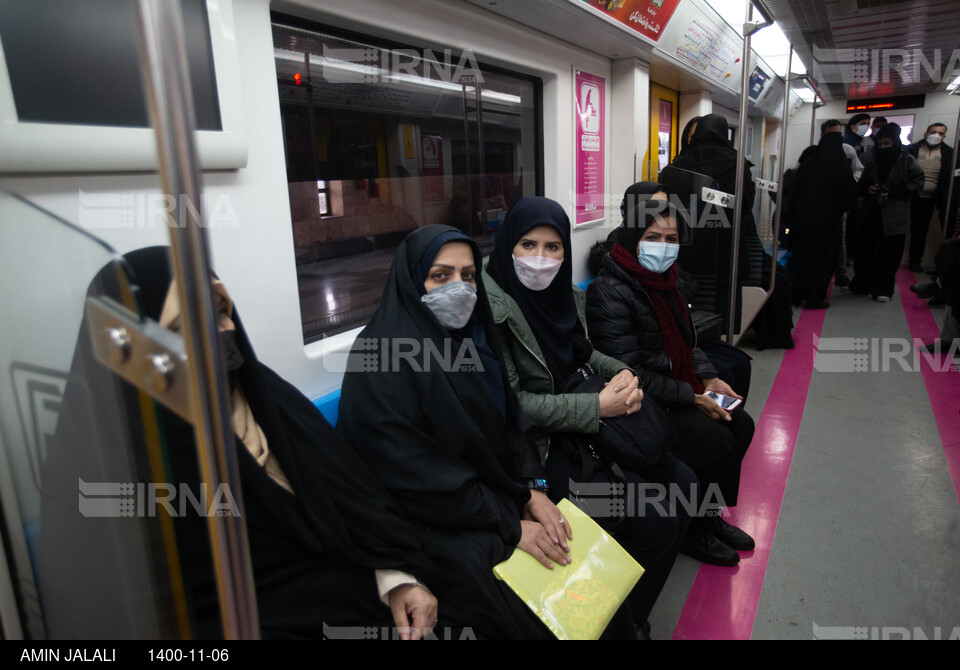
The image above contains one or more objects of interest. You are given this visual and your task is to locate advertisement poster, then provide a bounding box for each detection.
[749,65,770,101]
[575,69,605,227]
[582,0,682,44]
[420,133,445,203]
[674,14,739,85]
[658,99,672,175]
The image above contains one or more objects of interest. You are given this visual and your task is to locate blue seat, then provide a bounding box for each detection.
[313,389,341,427]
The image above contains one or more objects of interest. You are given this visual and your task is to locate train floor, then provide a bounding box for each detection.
[648,268,960,640]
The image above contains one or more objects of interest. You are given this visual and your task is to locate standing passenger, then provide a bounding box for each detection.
[843,114,872,158]
[787,121,858,308]
[850,124,925,302]
[906,123,954,273]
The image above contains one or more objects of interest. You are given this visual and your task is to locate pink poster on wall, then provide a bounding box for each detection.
[575,69,605,226]
[420,133,445,203]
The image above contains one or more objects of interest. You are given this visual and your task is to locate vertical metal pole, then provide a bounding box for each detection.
[941,93,960,240]
[768,47,794,296]
[810,101,820,148]
[475,82,489,241]
[727,4,754,341]
[461,81,476,235]
[134,0,259,640]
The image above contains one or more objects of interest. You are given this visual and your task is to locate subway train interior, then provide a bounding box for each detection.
[1,0,960,642]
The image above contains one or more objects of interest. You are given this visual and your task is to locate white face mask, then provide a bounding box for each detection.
[856,123,870,137]
[927,133,943,147]
[420,281,477,329]
[637,241,680,274]
[512,255,563,291]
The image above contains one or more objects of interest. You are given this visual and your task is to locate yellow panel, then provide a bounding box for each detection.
[401,125,416,159]
[644,83,679,182]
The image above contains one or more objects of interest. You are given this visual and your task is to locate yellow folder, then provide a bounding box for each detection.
[493,498,644,640]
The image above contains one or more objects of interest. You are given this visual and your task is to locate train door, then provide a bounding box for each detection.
[644,83,680,181]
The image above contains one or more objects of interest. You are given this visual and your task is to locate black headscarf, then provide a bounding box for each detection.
[337,225,550,639]
[688,113,732,149]
[615,199,685,254]
[338,224,532,546]
[875,123,904,182]
[485,197,589,381]
[42,246,437,639]
[681,116,702,152]
[413,227,506,416]
[665,114,753,329]
[621,181,668,229]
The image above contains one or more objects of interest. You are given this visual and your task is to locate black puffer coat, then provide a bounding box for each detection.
[585,253,718,408]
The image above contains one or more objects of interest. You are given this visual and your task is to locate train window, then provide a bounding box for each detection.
[272,20,543,342]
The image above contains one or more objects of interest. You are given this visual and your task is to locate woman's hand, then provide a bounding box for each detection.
[868,184,880,195]
[387,584,438,640]
[518,520,572,569]
[523,490,572,551]
[701,377,742,401]
[694,394,733,422]
[599,372,643,417]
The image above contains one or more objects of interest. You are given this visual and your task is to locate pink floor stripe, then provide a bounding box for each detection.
[672,299,830,640]
[895,268,960,507]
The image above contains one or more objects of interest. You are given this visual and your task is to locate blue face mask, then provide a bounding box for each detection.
[637,241,679,274]
[420,281,477,329]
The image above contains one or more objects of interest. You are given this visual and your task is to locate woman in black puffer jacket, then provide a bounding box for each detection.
[585,186,756,567]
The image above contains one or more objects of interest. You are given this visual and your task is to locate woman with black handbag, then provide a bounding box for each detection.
[585,191,756,567]
[482,197,696,637]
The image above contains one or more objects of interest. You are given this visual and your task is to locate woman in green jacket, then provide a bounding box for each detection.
[482,196,696,635]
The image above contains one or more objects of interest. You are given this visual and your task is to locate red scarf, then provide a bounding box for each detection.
[611,243,704,394]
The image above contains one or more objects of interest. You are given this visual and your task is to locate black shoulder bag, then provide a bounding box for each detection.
[560,364,674,472]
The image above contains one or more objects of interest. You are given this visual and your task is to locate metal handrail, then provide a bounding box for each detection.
[941,88,960,241]
[134,0,260,640]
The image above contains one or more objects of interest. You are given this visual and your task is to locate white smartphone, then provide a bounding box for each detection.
[704,390,743,412]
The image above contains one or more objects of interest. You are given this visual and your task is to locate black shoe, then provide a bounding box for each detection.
[928,293,947,306]
[834,274,850,287]
[680,529,740,566]
[709,516,756,551]
[910,282,939,299]
[634,621,652,641]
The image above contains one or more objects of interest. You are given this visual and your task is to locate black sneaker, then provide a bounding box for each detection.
[834,274,850,287]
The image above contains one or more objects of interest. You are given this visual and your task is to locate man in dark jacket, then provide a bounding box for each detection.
[906,123,955,273]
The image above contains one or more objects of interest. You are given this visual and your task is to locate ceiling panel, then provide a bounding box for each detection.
[766,0,960,100]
